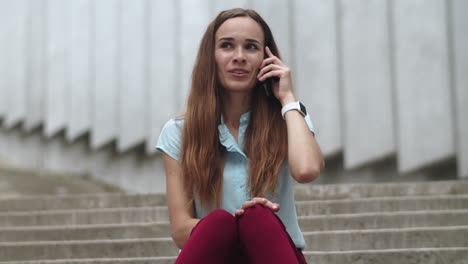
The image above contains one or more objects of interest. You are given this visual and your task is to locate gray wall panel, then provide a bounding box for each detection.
[43,135,91,174]
[91,146,166,193]
[293,0,341,155]
[91,0,118,149]
[248,0,291,64]
[1,0,466,191]
[179,0,211,108]
[9,129,44,169]
[117,0,148,152]
[211,0,249,16]
[67,0,92,141]
[147,0,177,153]
[4,0,28,128]
[0,127,8,161]
[44,0,69,137]
[451,0,468,178]
[24,0,46,132]
[0,1,8,119]
[341,0,395,168]
[393,0,455,172]
[0,127,39,169]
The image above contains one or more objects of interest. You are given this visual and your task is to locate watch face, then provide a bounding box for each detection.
[299,102,307,116]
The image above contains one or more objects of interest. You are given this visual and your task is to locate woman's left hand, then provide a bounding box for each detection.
[257,46,296,106]
[235,197,280,217]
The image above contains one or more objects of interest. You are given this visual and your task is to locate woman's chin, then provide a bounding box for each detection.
[223,82,256,93]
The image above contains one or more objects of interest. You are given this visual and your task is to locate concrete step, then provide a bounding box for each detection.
[2,180,467,212]
[0,207,169,227]
[0,238,179,261]
[2,195,466,227]
[0,248,467,264]
[304,226,468,251]
[0,193,166,212]
[296,194,468,215]
[298,209,468,231]
[0,257,176,264]
[304,247,468,264]
[295,180,468,200]
[0,167,122,199]
[3,209,467,242]
[0,222,171,242]
[2,226,467,261]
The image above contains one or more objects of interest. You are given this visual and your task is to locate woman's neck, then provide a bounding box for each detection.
[222,91,252,129]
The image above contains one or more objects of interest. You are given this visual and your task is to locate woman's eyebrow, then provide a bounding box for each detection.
[218,37,261,44]
[245,38,261,44]
[218,37,235,42]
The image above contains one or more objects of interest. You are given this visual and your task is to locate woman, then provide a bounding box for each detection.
[157,8,324,264]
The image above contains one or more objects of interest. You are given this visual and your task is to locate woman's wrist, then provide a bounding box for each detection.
[279,94,296,107]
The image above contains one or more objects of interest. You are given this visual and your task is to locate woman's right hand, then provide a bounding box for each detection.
[235,197,280,216]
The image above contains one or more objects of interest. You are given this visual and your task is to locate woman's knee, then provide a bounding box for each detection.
[241,204,276,220]
[238,204,284,231]
[193,209,237,240]
[205,209,236,225]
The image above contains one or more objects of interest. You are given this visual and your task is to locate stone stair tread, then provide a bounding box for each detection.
[2,193,467,213]
[0,193,164,202]
[304,247,468,264]
[303,226,468,251]
[298,208,468,219]
[1,179,467,211]
[0,248,466,264]
[0,237,173,246]
[2,226,466,252]
[0,221,170,231]
[0,238,178,261]
[295,193,468,204]
[0,193,166,212]
[0,167,122,198]
[0,206,167,216]
[2,222,464,236]
[0,206,169,227]
[0,222,172,242]
[295,180,468,200]
[303,246,468,254]
[296,194,468,215]
[303,225,468,235]
[4,212,467,242]
[0,256,177,264]
[298,209,468,231]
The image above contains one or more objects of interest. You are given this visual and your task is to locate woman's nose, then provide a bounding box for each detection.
[233,48,246,63]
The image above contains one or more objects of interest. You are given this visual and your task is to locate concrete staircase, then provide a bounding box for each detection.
[1,169,468,263]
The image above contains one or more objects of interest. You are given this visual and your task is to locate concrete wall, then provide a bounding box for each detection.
[0,0,466,193]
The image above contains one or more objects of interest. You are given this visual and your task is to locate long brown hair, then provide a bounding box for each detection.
[181,8,287,209]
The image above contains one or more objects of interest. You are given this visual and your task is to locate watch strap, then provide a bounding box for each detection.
[281,101,306,119]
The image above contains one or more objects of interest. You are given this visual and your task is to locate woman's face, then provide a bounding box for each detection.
[215,17,265,93]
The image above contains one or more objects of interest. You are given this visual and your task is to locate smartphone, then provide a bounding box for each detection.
[261,51,279,96]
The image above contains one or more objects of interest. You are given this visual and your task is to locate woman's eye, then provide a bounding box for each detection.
[246,44,258,50]
[220,42,233,48]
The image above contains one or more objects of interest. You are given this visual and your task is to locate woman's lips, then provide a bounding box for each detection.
[228,69,249,78]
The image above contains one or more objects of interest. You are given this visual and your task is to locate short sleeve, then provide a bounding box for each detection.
[156,118,184,160]
[304,113,316,135]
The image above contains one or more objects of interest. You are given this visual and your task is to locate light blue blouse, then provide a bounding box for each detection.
[156,111,315,249]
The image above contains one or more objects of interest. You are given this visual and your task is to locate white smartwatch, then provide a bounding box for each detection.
[281,101,307,119]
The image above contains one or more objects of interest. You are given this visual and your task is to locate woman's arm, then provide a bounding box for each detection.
[258,47,325,184]
[283,107,325,183]
[162,153,200,249]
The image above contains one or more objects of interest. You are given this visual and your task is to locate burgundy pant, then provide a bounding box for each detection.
[174,204,307,264]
